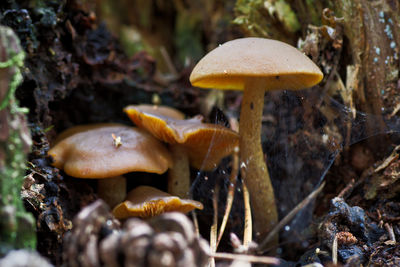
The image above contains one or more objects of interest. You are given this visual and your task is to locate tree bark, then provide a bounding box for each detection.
[333,0,400,136]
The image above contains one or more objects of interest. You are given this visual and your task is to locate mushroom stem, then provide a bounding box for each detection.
[168,144,190,198]
[97,176,127,209]
[239,78,278,241]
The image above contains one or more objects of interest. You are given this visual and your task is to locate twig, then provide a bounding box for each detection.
[337,178,355,198]
[241,168,253,248]
[191,211,200,238]
[216,116,241,248]
[209,183,219,267]
[384,223,396,242]
[159,46,178,77]
[258,182,325,253]
[217,146,239,247]
[227,116,253,248]
[374,145,400,173]
[332,233,338,265]
[210,252,280,265]
[390,102,400,118]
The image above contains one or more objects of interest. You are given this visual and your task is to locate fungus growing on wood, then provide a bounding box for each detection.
[112,185,203,219]
[48,124,172,208]
[124,104,239,198]
[190,37,323,240]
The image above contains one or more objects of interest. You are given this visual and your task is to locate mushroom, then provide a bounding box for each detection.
[48,124,172,208]
[112,185,203,219]
[52,123,122,145]
[124,104,239,198]
[190,37,323,240]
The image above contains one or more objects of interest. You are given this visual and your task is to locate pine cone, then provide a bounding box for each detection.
[62,200,120,267]
[63,200,209,267]
[100,213,209,267]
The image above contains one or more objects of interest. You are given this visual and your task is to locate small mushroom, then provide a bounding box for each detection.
[124,104,239,197]
[112,185,203,219]
[52,123,122,145]
[190,37,323,240]
[48,124,172,208]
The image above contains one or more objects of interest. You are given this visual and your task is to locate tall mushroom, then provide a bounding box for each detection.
[124,104,239,198]
[190,38,323,241]
[48,124,172,208]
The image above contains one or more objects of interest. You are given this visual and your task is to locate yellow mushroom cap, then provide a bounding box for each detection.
[48,125,173,178]
[190,37,323,91]
[124,105,239,170]
[112,185,203,219]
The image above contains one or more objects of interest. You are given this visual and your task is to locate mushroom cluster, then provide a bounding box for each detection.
[190,37,323,241]
[49,104,238,220]
[49,37,323,246]
[48,123,203,217]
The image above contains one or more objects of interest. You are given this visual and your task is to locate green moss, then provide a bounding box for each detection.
[274,0,300,33]
[174,11,204,64]
[0,26,36,256]
[305,0,323,25]
[0,51,24,110]
[234,0,299,43]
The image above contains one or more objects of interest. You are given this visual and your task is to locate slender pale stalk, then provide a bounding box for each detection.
[97,176,126,209]
[216,146,239,247]
[242,178,253,248]
[239,78,278,242]
[168,144,190,198]
[209,181,219,267]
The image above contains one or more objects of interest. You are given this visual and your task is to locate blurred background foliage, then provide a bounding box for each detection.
[85,0,399,127]
[87,0,327,66]
[88,0,240,75]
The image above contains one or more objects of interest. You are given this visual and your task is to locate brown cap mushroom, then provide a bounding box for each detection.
[50,125,172,177]
[52,123,122,145]
[112,185,203,219]
[124,104,239,197]
[49,124,172,208]
[124,104,239,170]
[190,37,322,90]
[126,104,186,121]
[190,37,323,241]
